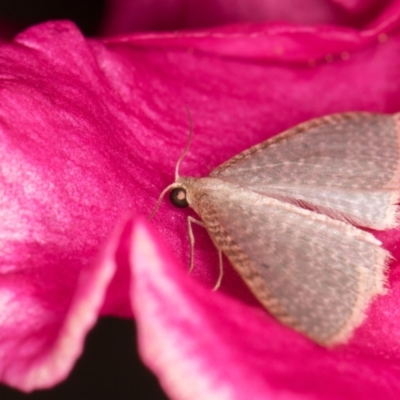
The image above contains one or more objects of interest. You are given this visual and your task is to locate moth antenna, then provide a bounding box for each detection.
[175,107,193,180]
[149,109,193,220]
[148,183,179,220]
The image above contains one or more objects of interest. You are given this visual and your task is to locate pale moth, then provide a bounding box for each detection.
[150,112,399,346]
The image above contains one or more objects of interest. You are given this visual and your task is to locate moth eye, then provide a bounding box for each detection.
[170,188,189,208]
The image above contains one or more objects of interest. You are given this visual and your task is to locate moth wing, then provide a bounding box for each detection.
[210,113,400,229]
[193,179,389,345]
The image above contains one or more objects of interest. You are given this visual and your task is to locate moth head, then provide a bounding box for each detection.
[169,187,188,208]
[169,176,197,209]
[148,180,193,220]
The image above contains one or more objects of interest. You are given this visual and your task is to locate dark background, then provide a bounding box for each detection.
[0,0,105,37]
[0,1,169,399]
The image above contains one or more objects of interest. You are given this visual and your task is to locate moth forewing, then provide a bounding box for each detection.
[211,113,400,230]
[184,177,389,345]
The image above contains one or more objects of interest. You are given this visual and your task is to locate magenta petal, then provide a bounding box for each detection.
[131,221,400,400]
[0,22,144,389]
[102,0,396,35]
[0,223,122,391]
[2,2,400,394]
[110,4,400,63]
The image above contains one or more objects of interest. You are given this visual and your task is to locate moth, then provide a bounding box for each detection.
[151,112,400,346]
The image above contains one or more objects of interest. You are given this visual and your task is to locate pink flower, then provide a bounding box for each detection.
[1,1,400,398]
[102,0,397,36]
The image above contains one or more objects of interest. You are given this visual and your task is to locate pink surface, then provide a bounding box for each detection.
[0,1,399,398]
[102,0,393,35]
[132,221,400,400]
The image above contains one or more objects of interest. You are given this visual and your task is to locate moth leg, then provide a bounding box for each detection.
[187,216,224,291]
[212,249,224,292]
[187,216,205,273]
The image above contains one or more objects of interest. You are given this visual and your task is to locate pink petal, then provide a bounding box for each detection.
[102,0,396,35]
[0,22,142,389]
[105,0,400,62]
[132,221,400,400]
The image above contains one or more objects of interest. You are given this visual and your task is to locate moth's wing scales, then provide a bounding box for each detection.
[192,179,389,345]
[210,113,400,229]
